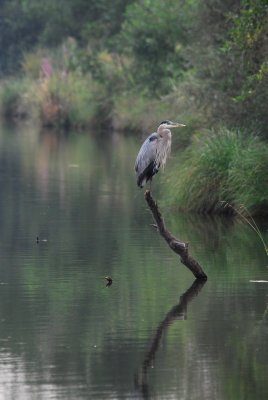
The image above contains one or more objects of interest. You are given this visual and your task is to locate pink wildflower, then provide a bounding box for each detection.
[41,58,52,78]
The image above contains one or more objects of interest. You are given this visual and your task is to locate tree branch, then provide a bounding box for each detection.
[145,190,207,280]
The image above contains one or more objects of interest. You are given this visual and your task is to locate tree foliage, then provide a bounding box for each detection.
[224,0,268,111]
[119,0,189,93]
[0,0,267,133]
[0,0,45,73]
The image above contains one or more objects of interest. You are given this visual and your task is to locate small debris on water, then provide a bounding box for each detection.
[36,236,48,243]
[105,276,113,288]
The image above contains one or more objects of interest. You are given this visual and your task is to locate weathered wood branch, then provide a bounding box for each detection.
[145,190,207,280]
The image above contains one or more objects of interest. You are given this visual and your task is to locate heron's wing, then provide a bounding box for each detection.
[134,133,158,176]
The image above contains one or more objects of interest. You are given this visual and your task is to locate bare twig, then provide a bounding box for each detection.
[145,190,207,280]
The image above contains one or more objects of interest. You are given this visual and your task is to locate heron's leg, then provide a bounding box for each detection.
[149,179,152,194]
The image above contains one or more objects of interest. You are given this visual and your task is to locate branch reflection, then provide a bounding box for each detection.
[135,278,206,398]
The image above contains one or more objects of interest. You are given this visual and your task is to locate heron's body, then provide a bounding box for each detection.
[135,120,185,189]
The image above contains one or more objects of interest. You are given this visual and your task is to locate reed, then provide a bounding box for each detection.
[221,202,268,255]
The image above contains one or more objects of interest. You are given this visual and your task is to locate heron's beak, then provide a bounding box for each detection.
[170,122,186,128]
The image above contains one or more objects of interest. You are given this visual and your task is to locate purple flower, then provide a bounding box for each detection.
[41,58,52,78]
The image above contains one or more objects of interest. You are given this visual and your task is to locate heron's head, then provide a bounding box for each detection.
[159,120,186,129]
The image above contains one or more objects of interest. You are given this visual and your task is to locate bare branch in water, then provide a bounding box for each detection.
[145,190,207,279]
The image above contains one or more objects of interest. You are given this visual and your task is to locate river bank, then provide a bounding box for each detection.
[0,72,267,217]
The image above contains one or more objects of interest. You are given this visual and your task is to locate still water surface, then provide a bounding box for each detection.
[0,124,267,399]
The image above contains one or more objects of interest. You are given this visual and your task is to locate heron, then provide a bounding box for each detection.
[135,120,186,191]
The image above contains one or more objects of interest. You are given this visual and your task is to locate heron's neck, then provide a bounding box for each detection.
[157,126,172,139]
[155,127,172,168]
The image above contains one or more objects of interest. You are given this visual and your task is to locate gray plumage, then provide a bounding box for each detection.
[135,120,186,189]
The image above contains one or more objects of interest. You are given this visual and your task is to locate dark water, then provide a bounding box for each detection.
[0,124,267,400]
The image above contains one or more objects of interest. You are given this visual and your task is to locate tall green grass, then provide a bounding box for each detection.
[165,128,268,215]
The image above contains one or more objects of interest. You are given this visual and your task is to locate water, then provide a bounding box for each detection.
[0,123,267,400]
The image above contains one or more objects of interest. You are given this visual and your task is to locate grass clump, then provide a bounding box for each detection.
[166,128,268,216]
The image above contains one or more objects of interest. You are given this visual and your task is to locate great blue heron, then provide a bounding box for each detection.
[135,120,186,190]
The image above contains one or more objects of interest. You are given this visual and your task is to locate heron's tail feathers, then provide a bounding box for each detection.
[136,161,159,188]
[137,176,146,188]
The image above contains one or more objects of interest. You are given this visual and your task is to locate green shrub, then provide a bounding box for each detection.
[13,44,110,128]
[21,50,45,79]
[22,68,105,128]
[113,83,196,138]
[0,79,30,118]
